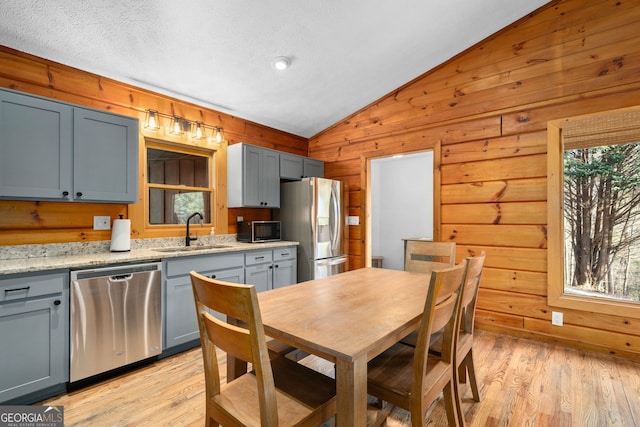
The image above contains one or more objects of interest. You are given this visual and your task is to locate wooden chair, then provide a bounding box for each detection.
[429,251,485,425]
[190,271,336,426]
[404,240,456,275]
[400,240,456,347]
[367,262,467,427]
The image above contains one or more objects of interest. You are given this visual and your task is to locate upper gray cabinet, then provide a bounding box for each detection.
[73,108,139,203]
[280,152,324,180]
[0,88,139,203]
[228,143,280,208]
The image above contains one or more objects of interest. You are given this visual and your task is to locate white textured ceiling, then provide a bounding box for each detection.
[0,1,549,138]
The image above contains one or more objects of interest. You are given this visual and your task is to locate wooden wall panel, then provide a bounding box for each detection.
[312,0,640,359]
[0,46,307,244]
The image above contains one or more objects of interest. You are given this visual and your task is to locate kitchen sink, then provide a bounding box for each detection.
[153,244,232,253]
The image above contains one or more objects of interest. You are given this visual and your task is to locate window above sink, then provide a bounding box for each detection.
[146,142,214,225]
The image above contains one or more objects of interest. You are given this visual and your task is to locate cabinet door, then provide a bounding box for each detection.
[0,295,67,403]
[262,149,280,207]
[280,153,303,179]
[245,263,272,292]
[165,276,199,348]
[241,145,263,207]
[273,258,297,289]
[303,158,324,178]
[73,108,139,203]
[0,89,73,200]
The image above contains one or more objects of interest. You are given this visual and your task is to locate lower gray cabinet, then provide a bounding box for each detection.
[0,271,69,404]
[163,253,245,351]
[245,246,297,291]
[273,247,297,289]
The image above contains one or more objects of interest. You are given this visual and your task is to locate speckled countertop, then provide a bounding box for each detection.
[0,236,298,276]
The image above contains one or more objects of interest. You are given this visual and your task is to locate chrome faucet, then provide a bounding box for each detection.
[185,212,203,246]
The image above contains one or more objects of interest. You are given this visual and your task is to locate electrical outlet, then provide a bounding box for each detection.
[551,311,563,326]
[237,216,244,222]
[346,215,359,225]
[93,216,111,230]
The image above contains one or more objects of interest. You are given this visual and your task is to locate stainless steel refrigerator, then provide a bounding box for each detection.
[279,177,347,282]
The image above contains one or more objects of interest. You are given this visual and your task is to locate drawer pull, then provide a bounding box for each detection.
[281,253,289,257]
[255,256,264,261]
[5,286,30,293]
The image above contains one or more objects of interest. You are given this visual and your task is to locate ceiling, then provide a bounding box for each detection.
[0,1,549,138]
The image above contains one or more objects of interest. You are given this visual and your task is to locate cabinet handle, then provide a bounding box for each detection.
[62,191,69,197]
[210,274,216,279]
[54,300,61,306]
[281,253,289,256]
[275,264,279,268]
[76,191,83,197]
[5,286,30,293]
[269,265,273,269]
[255,256,264,261]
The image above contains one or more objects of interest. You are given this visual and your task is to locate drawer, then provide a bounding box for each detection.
[165,253,244,278]
[245,250,272,266]
[0,271,67,302]
[273,247,296,261]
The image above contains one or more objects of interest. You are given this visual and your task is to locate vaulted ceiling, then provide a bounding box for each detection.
[0,1,550,137]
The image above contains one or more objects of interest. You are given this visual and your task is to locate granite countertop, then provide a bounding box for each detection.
[0,239,298,276]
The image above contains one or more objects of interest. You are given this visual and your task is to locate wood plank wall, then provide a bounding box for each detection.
[311,0,640,361]
[0,46,307,244]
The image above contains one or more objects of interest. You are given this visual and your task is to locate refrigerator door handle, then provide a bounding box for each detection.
[317,256,347,266]
[330,183,340,252]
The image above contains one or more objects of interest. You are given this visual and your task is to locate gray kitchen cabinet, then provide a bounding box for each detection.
[227,143,280,208]
[272,247,297,288]
[0,88,139,203]
[245,246,297,291]
[302,157,324,178]
[0,271,68,404]
[0,89,73,200]
[72,107,139,203]
[163,252,245,352]
[280,152,324,180]
[245,250,274,292]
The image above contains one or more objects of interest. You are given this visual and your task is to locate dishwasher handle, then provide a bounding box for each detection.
[110,274,133,281]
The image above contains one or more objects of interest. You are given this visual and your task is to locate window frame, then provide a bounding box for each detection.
[547,106,640,320]
[130,133,228,239]
[146,140,213,226]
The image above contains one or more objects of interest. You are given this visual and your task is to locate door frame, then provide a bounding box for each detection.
[360,142,441,268]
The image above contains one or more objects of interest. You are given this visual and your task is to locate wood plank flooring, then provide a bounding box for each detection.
[40,330,640,426]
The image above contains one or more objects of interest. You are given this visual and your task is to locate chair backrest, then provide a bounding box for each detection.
[460,251,486,335]
[412,262,466,394]
[190,271,279,425]
[404,240,456,274]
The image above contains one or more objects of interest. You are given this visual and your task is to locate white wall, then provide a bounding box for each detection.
[371,151,433,270]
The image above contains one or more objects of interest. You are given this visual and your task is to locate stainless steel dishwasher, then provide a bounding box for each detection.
[70,262,162,382]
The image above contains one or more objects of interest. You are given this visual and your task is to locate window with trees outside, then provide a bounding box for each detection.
[548,107,640,318]
[146,141,214,226]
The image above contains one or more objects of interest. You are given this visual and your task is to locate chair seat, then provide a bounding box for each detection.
[213,356,336,426]
[367,342,453,406]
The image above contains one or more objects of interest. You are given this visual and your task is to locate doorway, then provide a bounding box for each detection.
[368,151,435,270]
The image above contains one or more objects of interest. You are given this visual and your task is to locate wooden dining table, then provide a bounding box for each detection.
[228,267,431,426]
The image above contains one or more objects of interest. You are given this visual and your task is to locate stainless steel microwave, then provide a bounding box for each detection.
[237,220,281,243]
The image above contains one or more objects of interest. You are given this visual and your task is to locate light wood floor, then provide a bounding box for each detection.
[41,329,640,426]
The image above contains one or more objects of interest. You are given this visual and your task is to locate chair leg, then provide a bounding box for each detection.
[443,379,462,427]
[465,349,481,402]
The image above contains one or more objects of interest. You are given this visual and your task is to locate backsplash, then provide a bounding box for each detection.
[0,234,237,260]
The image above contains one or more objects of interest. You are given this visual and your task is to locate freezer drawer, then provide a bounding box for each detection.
[312,256,347,281]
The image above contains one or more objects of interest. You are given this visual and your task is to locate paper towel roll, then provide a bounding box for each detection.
[110,218,131,252]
